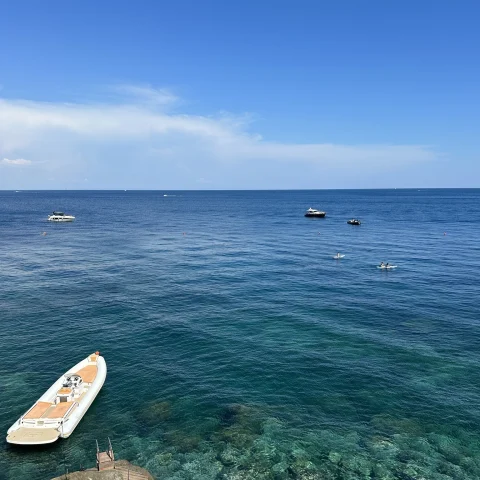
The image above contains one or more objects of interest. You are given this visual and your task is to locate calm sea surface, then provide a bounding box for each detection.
[0,189,479,480]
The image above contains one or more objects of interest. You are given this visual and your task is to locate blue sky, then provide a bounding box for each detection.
[0,0,478,189]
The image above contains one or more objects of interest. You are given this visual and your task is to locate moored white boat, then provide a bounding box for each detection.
[6,352,106,445]
[48,211,75,222]
[304,208,326,218]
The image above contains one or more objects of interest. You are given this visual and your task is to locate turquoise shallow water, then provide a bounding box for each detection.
[0,189,479,480]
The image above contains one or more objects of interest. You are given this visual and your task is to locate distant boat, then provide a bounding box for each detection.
[48,212,75,222]
[305,208,326,218]
[347,219,361,225]
[333,254,345,259]
[6,352,106,445]
[377,264,397,270]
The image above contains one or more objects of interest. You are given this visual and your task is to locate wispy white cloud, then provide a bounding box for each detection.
[0,86,440,188]
[1,157,32,166]
[112,84,179,107]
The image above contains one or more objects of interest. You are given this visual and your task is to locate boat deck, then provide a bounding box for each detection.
[24,401,52,419]
[7,427,59,445]
[45,402,75,419]
[23,401,76,420]
[76,365,97,383]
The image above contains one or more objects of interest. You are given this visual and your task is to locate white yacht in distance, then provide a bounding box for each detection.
[48,211,75,222]
[6,352,106,445]
[304,208,326,218]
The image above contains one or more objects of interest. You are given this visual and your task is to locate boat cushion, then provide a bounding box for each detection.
[76,365,97,383]
[45,401,75,419]
[24,402,52,419]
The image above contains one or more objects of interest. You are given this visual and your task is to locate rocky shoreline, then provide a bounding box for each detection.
[50,460,153,480]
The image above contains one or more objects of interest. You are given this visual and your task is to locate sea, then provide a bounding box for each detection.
[0,189,479,480]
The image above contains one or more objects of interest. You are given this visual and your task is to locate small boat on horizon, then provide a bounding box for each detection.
[305,208,326,218]
[48,211,75,222]
[6,352,106,445]
[347,219,361,225]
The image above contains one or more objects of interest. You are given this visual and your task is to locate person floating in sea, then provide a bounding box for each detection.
[379,261,384,267]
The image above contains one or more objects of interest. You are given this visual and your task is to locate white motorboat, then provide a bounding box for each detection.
[304,208,326,218]
[48,211,75,222]
[6,352,106,445]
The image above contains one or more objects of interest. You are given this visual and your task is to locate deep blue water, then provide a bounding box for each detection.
[0,189,479,480]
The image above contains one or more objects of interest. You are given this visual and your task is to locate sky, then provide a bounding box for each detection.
[0,0,479,189]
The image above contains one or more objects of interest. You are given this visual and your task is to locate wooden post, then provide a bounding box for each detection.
[96,439,100,471]
[108,437,115,468]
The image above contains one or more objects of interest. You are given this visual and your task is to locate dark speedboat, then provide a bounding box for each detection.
[305,208,326,218]
[347,219,361,225]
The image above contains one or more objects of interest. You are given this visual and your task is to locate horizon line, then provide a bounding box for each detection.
[2,187,479,192]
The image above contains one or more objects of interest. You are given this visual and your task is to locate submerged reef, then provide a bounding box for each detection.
[3,402,479,480]
[115,404,480,480]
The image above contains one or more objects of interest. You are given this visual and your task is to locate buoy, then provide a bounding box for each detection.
[444,232,446,236]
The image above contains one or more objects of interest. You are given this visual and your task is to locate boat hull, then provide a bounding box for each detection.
[6,355,106,445]
[305,213,326,218]
[48,217,75,222]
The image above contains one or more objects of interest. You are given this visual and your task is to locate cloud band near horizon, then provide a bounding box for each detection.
[0,86,439,189]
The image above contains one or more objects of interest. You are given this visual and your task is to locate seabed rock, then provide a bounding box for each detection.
[139,400,172,425]
[288,457,318,478]
[371,414,424,437]
[223,464,273,480]
[217,425,256,449]
[371,462,396,480]
[252,437,278,462]
[181,454,223,479]
[218,444,241,466]
[165,430,202,453]
[154,452,174,466]
[327,451,342,464]
[340,455,372,479]
[220,404,263,432]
